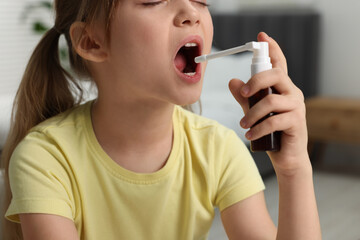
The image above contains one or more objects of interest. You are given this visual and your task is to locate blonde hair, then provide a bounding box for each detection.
[1,0,119,239]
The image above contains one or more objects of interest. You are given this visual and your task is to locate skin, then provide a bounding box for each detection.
[19,0,321,239]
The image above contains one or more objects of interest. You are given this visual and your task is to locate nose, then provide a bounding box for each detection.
[174,1,201,27]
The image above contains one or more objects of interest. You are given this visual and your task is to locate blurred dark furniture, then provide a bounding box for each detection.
[211,9,321,177]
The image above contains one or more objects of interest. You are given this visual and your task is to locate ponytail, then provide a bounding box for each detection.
[1,26,82,239]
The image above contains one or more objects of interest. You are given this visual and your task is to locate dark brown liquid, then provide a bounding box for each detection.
[248,87,281,152]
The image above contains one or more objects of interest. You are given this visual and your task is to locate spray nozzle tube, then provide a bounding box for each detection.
[195,41,272,77]
[195,41,270,64]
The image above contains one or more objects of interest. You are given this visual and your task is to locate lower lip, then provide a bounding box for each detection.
[174,63,202,84]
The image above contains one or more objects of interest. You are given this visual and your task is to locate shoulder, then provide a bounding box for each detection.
[174,105,254,165]
[174,105,251,168]
[11,101,93,171]
[8,102,94,181]
[31,101,92,135]
[19,100,93,153]
[174,105,239,145]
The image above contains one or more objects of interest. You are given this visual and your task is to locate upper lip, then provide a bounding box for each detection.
[173,35,203,61]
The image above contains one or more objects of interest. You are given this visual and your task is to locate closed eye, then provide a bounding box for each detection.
[192,0,210,7]
[142,1,164,6]
[143,1,210,7]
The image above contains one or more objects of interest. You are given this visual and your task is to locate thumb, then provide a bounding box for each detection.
[228,79,249,115]
[257,32,288,75]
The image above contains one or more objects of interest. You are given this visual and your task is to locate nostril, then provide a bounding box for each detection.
[174,9,200,27]
[182,20,200,26]
[182,19,191,25]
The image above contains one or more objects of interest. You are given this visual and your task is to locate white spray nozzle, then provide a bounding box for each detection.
[194,41,270,63]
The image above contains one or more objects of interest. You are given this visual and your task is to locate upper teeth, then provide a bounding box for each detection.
[185,43,198,47]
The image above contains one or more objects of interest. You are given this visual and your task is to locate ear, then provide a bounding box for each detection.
[70,22,108,63]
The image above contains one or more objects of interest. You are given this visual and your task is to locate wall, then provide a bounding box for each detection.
[313,0,360,98]
[0,0,49,96]
[0,0,46,147]
[208,0,315,13]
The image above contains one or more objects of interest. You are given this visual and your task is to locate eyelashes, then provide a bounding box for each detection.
[142,1,210,7]
[142,1,164,6]
[193,1,210,7]
[195,1,210,7]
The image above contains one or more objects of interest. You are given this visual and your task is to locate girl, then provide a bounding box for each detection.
[2,0,321,239]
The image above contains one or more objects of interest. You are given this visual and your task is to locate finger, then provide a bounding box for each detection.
[257,32,288,75]
[245,112,295,141]
[241,68,296,98]
[228,78,250,115]
[240,94,301,129]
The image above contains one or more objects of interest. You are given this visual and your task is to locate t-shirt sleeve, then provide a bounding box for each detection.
[214,129,265,212]
[5,131,75,223]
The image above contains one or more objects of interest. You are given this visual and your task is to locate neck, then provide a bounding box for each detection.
[91,96,175,173]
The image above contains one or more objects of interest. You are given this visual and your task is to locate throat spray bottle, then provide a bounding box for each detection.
[195,42,281,152]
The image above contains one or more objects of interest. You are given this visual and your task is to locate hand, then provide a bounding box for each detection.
[229,32,310,176]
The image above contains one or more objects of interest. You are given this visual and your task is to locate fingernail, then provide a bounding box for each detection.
[259,31,270,40]
[241,85,250,96]
[240,118,248,128]
[245,131,252,140]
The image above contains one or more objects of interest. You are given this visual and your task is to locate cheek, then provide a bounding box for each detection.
[109,24,170,85]
[204,17,214,52]
[118,21,165,58]
[110,20,165,68]
[122,13,165,47]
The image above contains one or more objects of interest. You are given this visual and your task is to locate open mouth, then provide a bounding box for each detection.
[174,42,201,76]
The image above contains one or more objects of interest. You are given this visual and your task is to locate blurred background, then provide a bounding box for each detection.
[0,0,360,239]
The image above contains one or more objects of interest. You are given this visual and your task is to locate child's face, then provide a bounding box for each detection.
[106,0,213,106]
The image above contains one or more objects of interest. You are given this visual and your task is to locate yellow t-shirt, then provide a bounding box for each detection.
[6,101,265,239]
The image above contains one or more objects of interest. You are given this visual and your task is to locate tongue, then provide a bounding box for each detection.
[175,52,186,72]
